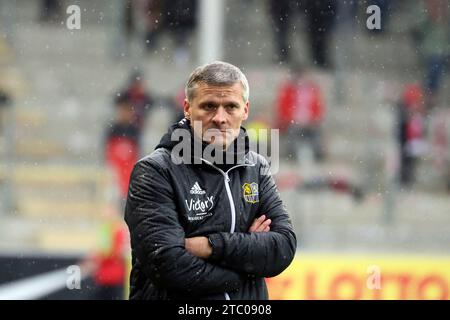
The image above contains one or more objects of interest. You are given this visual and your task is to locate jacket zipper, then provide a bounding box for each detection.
[200,159,255,300]
[200,160,254,234]
[223,173,234,302]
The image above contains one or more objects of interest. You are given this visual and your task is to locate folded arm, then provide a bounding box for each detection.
[190,160,297,278]
[125,159,244,296]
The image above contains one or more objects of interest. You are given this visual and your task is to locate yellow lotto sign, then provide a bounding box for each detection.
[266,254,450,300]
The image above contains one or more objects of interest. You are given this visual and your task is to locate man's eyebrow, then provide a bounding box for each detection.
[224,101,240,107]
[200,99,241,105]
[198,101,219,106]
[197,97,243,107]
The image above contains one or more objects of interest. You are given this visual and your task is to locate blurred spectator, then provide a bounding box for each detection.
[123,0,136,44]
[268,0,292,63]
[0,89,12,213]
[275,65,325,163]
[275,171,365,202]
[246,116,271,147]
[411,0,450,108]
[119,71,154,131]
[0,90,11,133]
[140,0,197,61]
[89,205,128,300]
[141,0,165,52]
[0,90,11,107]
[164,0,198,63]
[39,0,62,23]
[335,0,358,30]
[170,87,186,123]
[396,84,427,188]
[301,176,364,202]
[303,0,337,69]
[430,108,450,192]
[267,0,337,68]
[105,96,140,200]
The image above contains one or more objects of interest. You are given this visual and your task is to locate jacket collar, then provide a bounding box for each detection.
[156,118,254,168]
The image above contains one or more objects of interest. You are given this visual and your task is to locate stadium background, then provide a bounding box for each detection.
[0,0,449,299]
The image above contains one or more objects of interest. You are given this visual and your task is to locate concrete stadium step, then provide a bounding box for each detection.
[293,199,450,251]
[283,188,450,252]
[14,139,66,159]
[0,38,13,63]
[393,192,450,224]
[303,223,450,253]
[224,0,418,70]
[0,215,101,253]
[5,164,109,188]
[36,229,99,252]
[18,199,105,218]
[1,164,111,218]
[0,66,28,99]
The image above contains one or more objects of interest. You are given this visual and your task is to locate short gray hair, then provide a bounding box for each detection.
[185,61,249,103]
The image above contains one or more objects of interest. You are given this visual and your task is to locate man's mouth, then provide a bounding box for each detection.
[206,129,231,134]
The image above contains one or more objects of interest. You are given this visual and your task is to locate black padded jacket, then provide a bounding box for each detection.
[124,119,297,300]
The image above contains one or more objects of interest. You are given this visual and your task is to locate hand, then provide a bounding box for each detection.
[248,214,271,233]
[185,236,212,259]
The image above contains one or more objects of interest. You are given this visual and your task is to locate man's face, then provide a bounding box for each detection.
[184,82,249,149]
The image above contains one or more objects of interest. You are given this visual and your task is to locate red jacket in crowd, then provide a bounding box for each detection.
[276,81,324,132]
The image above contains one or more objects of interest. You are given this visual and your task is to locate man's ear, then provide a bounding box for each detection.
[242,101,249,121]
[183,99,191,119]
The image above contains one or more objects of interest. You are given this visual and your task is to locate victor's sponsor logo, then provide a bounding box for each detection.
[185,195,214,221]
[185,196,214,212]
[243,182,259,204]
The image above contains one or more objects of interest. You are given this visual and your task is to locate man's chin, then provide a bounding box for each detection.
[203,133,234,150]
[206,139,228,150]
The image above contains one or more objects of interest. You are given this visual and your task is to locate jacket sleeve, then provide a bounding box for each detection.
[207,159,297,278]
[124,159,244,296]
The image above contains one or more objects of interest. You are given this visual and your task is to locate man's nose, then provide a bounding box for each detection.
[212,106,227,125]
